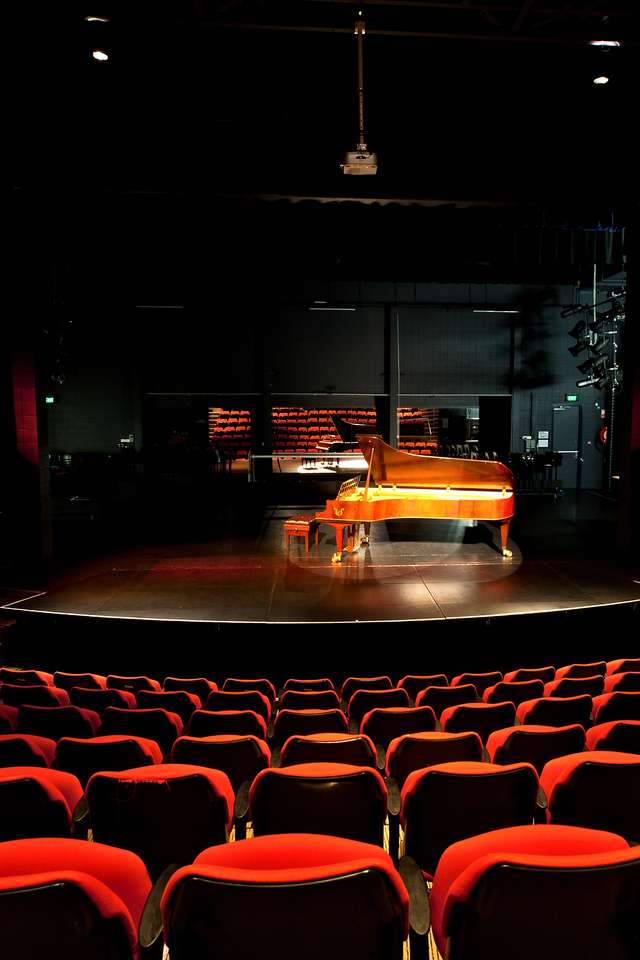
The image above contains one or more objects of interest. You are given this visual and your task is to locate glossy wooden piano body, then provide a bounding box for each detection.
[314,435,515,563]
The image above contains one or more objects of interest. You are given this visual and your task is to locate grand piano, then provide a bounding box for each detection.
[314,435,514,563]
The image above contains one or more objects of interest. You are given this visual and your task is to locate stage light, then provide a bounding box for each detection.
[569,340,590,357]
[92,49,109,61]
[85,15,111,22]
[577,358,597,375]
[593,76,609,85]
[568,320,586,339]
[589,40,621,48]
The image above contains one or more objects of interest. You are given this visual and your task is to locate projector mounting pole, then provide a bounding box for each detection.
[356,17,367,151]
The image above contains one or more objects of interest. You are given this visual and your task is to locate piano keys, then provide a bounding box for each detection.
[313,435,515,563]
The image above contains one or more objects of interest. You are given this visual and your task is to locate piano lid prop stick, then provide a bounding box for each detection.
[364,442,375,499]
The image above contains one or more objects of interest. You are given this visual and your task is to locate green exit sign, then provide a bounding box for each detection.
[565,394,578,402]
[45,395,56,405]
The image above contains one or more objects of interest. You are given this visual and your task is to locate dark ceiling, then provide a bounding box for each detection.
[9,1,640,207]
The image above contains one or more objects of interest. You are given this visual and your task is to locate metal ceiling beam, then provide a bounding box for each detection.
[300,0,637,17]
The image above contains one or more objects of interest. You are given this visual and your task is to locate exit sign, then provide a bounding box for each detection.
[45,395,56,405]
[565,394,578,402]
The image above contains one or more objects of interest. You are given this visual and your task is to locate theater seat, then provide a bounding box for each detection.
[0,767,83,840]
[1,684,70,708]
[69,686,137,712]
[483,679,544,707]
[429,824,640,960]
[279,732,377,768]
[136,690,201,723]
[283,678,335,692]
[100,707,183,757]
[347,689,410,728]
[249,763,387,846]
[171,734,270,793]
[541,750,640,840]
[0,733,56,768]
[341,676,393,704]
[106,675,161,694]
[53,672,107,691]
[206,690,271,724]
[415,684,478,719]
[451,671,502,697]
[18,705,101,741]
[603,671,640,693]
[189,709,267,740]
[386,731,484,788]
[586,720,640,753]
[161,834,412,960]
[503,666,555,684]
[55,734,163,786]
[0,668,53,686]
[607,657,640,675]
[0,705,18,733]
[401,761,539,879]
[361,706,436,750]
[517,695,592,728]
[87,764,234,880]
[279,690,341,713]
[0,837,155,960]
[271,709,348,747]
[163,676,218,700]
[555,661,606,679]
[544,676,604,698]
[592,691,640,724]
[222,678,276,702]
[486,724,586,773]
[398,674,448,702]
[440,701,516,744]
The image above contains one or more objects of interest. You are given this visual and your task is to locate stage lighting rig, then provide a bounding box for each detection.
[341,16,378,175]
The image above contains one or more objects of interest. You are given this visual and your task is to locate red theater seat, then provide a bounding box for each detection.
[279,732,377,768]
[18,705,101,740]
[592,691,640,723]
[100,707,183,756]
[206,689,271,724]
[607,657,640,675]
[189,709,267,740]
[398,675,448,701]
[0,838,154,960]
[347,688,410,727]
[249,763,387,846]
[279,689,341,713]
[503,665,555,683]
[0,767,83,840]
[555,661,606,679]
[0,668,53,686]
[486,724,586,773]
[163,676,218,700]
[386,731,484,787]
[604,671,640,693]
[283,677,335,692]
[517,695,592,728]
[450,672,502,697]
[222,677,276,702]
[55,734,163,786]
[106,675,161,694]
[429,824,640,960]
[416,684,478,719]
[1,684,70,708]
[586,720,640,753]
[271,709,348,747]
[0,733,56,768]
[0,705,18,733]
[87,764,234,880]
[136,689,201,723]
[53,672,107,691]
[361,706,436,750]
[483,679,544,707]
[544,676,604,698]
[161,834,412,960]
[440,701,516,744]
[541,750,640,839]
[69,686,137,712]
[171,734,270,792]
[341,676,393,703]
[401,761,539,879]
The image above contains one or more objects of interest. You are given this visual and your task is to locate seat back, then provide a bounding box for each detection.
[441,702,516,744]
[272,709,348,747]
[136,690,201,723]
[487,724,586,773]
[545,676,604,698]
[0,733,55,768]
[503,666,555,684]
[206,690,271,723]
[517,695,592,728]
[250,764,387,846]
[0,770,77,840]
[279,690,341,713]
[163,677,217,699]
[397,675,448,701]
[402,762,539,877]
[18,705,101,740]
[279,733,376,768]
[416,685,478,718]
[586,720,640,753]
[222,678,276,702]
[106,675,160,693]
[341,676,393,703]
[55,735,163,786]
[53,673,106,691]
[100,707,183,756]
[87,765,232,880]
[608,658,640,676]
[189,709,267,740]
[556,661,607,679]
[1,684,69,708]
[361,706,436,749]
[451,672,502,697]
[69,687,137,712]
[604,672,640,693]
[484,680,544,707]
[283,678,335,693]
[348,689,409,727]
[0,668,52,686]
[593,692,640,724]
[171,735,270,792]
[386,732,484,787]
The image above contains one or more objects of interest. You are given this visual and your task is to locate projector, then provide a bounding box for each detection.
[341,143,378,175]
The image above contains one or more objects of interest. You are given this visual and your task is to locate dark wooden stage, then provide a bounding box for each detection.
[2,493,638,677]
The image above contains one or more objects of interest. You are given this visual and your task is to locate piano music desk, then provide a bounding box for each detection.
[284,517,319,553]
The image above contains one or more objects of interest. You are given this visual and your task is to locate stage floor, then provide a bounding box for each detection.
[3,506,639,624]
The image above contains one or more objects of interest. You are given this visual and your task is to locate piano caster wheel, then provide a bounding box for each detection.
[502,548,513,559]
[331,552,343,564]
[361,536,369,545]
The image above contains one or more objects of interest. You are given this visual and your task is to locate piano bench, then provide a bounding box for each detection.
[284,517,319,553]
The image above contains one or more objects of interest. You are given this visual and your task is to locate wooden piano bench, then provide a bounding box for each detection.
[284,517,319,553]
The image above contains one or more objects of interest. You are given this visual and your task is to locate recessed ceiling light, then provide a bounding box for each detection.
[92,49,109,61]
[85,15,111,22]
[589,40,620,48]
[593,76,609,85]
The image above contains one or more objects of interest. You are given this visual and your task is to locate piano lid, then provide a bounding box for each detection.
[357,435,514,490]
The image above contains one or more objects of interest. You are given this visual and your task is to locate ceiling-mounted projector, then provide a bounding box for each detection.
[341,143,378,175]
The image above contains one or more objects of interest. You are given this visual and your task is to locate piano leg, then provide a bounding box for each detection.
[499,521,513,559]
[361,521,370,546]
[332,525,344,564]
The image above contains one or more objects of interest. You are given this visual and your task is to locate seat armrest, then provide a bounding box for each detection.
[399,855,430,936]
[72,795,90,837]
[234,780,251,821]
[376,744,386,771]
[139,863,178,957]
[270,747,281,767]
[536,785,548,812]
[386,777,401,817]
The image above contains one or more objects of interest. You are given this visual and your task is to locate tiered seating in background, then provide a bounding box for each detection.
[208,407,252,460]
[1,657,640,957]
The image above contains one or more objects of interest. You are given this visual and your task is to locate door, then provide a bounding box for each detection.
[552,404,581,490]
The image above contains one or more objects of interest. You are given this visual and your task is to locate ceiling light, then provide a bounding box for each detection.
[92,49,109,61]
[593,76,609,85]
[589,40,620,48]
[472,309,519,314]
[85,15,111,22]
